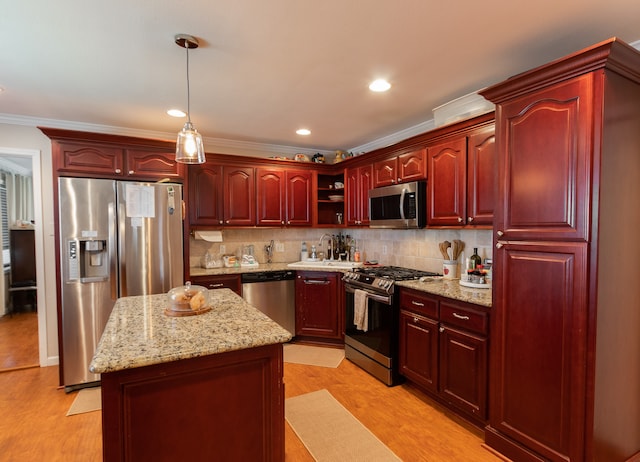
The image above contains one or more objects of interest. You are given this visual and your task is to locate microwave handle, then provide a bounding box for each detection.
[399,188,406,220]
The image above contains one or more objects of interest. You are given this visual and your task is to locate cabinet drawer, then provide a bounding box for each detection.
[440,302,487,335]
[399,290,438,319]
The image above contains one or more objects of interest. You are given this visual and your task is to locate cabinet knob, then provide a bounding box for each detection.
[219,220,223,225]
[496,242,504,249]
[497,230,504,237]
[281,221,285,225]
[413,317,419,323]
[439,326,445,333]
[115,168,121,174]
[128,170,134,175]
[397,178,401,183]
[457,217,463,223]
[468,217,474,222]
[226,220,230,224]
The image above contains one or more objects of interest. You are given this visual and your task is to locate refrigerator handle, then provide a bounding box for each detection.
[109,202,118,301]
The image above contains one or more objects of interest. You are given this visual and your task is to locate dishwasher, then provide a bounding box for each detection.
[241,270,296,336]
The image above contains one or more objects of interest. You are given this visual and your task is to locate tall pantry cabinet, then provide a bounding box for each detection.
[480,38,640,462]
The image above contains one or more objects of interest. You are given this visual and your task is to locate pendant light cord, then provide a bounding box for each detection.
[186,45,192,124]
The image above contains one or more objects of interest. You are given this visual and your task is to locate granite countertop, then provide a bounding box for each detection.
[190,263,492,307]
[89,289,292,374]
[189,262,351,277]
[396,278,492,307]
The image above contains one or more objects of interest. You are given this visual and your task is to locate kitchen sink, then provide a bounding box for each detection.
[287,260,364,269]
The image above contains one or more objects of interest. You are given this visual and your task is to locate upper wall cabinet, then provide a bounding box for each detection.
[373,148,427,188]
[188,163,224,226]
[345,165,372,226]
[256,168,313,226]
[52,141,183,180]
[427,124,495,227]
[223,166,256,226]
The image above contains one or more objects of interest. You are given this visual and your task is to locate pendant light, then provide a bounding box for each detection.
[174,34,205,164]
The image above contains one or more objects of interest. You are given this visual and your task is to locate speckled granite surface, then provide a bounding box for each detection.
[396,278,492,307]
[190,264,492,307]
[89,289,292,374]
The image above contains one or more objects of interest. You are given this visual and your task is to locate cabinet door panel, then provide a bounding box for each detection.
[188,164,224,226]
[440,326,487,420]
[56,143,123,176]
[295,272,341,339]
[373,158,397,187]
[256,168,285,226]
[399,309,438,393]
[358,166,372,225]
[497,75,593,240]
[491,241,588,461]
[398,148,426,182]
[285,170,312,226]
[125,149,183,179]
[224,167,255,226]
[467,127,495,226]
[427,137,467,225]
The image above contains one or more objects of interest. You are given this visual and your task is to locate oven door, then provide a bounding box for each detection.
[344,285,398,368]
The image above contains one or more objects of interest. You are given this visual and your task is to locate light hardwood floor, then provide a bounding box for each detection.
[0,311,39,370]
[0,351,505,461]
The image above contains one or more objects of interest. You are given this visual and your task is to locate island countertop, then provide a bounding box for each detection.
[89,288,293,374]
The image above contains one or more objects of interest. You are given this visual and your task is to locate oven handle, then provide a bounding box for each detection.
[345,285,393,305]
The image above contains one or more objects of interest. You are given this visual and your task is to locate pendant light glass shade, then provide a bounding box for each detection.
[174,34,205,164]
[176,121,205,163]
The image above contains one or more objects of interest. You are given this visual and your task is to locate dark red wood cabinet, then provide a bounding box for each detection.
[188,163,224,226]
[398,288,489,425]
[256,168,312,226]
[427,136,467,226]
[189,274,242,296]
[345,165,372,226]
[427,125,495,227]
[101,344,285,462]
[373,148,426,188]
[50,139,183,181]
[481,38,640,462]
[295,271,343,343]
[223,166,255,226]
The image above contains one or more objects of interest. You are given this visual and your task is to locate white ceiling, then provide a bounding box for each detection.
[1,0,640,156]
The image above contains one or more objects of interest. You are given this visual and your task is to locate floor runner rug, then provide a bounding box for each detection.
[66,386,101,416]
[286,389,402,461]
[283,344,344,368]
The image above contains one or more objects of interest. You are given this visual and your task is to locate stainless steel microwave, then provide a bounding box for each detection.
[368,181,426,229]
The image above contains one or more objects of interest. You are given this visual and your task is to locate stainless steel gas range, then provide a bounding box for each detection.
[342,266,441,386]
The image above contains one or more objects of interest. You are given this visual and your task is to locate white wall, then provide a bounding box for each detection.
[0,124,59,366]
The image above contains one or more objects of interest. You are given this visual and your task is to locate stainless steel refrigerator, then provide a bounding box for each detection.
[58,178,184,391]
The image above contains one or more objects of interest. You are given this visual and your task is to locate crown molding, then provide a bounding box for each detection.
[0,113,332,158]
[348,118,436,155]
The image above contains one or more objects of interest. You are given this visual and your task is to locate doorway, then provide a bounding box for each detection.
[0,148,45,371]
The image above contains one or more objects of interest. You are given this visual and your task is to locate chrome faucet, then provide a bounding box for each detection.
[264,240,274,263]
[318,233,333,260]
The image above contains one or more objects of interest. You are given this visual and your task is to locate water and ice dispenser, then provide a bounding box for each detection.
[67,239,109,282]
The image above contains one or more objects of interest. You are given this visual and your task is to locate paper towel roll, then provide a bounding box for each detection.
[194,230,223,242]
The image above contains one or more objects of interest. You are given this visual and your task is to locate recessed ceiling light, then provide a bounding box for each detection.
[296,128,311,136]
[369,79,391,92]
[167,109,186,117]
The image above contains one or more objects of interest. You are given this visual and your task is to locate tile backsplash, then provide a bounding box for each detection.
[190,227,492,274]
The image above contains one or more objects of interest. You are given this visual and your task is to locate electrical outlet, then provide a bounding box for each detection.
[219,244,226,254]
[382,245,388,255]
[275,242,285,252]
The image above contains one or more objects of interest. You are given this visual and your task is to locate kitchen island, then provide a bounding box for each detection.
[90,289,292,462]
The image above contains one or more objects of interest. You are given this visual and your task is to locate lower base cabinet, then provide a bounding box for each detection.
[190,274,242,296]
[399,288,489,425]
[101,344,285,461]
[295,271,343,344]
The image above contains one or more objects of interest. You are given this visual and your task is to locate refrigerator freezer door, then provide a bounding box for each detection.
[58,177,117,389]
[117,182,184,297]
